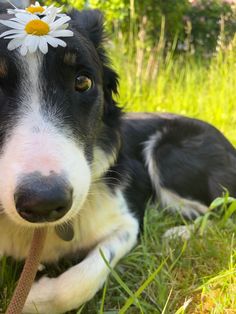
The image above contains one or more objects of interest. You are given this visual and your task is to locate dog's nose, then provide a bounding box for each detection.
[14,173,73,223]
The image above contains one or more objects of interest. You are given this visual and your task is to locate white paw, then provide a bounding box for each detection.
[23,277,59,314]
[163,225,195,240]
[23,251,111,313]
[179,203,208,219]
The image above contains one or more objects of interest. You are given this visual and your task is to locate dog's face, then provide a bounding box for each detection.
[0,9,120,227]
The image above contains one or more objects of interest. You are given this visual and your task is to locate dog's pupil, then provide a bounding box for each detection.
[75,76,92,92]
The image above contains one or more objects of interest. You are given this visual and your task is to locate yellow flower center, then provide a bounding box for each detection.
[26,6,45,14]
[25,19,50,36]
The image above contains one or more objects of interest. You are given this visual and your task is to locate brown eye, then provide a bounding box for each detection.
[75,75,92,92]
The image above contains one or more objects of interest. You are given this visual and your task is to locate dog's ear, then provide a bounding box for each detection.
[69,9,121,122]
[69,9,104,48]
[103,64,119,103]
[102,64,121,126]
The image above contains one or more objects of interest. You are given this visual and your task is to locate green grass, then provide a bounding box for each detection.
[81,206,236,314]
[1,47,236,313]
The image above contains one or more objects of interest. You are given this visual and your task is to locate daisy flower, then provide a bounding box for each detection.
[7,1,63,17]
[0,9,73,55]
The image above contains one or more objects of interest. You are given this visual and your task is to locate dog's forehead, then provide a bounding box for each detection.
[0,40,101,80]
[58,32,102,68]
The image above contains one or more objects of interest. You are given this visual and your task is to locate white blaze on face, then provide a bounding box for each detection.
[0,52,91,226]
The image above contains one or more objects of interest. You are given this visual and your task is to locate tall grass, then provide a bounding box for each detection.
[110,22,236,145]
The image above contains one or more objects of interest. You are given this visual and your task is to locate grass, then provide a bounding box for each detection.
[1,42,236,313]
[85,206,236,314]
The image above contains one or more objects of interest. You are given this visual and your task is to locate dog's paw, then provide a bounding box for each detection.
[162,225,195,241]
[23,254,108,313]
[23,276,59,314]
[175,201,208,220]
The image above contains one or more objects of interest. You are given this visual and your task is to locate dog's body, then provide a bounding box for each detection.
[0,8,236,314]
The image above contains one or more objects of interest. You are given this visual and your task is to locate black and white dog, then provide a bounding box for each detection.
[0,8,236,314]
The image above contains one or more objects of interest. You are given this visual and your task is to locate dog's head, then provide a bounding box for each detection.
[0,8,121,227]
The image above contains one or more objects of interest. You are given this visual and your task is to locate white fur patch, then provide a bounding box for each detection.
[91,147,117,180]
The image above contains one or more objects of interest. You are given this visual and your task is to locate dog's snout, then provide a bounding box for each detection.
[14,173,73,223]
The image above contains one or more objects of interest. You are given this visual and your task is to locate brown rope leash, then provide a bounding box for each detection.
[6,228,47,314]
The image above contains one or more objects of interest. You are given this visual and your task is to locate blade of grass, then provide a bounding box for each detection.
[119,258,167,314]
[161,288,172,314]
[99,279,108,314]
[99,249,143,312]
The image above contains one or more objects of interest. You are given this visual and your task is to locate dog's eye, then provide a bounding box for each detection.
[75,76,92,92]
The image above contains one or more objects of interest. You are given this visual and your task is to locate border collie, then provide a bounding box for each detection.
[0,8,236,314]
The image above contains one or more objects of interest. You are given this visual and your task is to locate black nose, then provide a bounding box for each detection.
[14,173,73,223]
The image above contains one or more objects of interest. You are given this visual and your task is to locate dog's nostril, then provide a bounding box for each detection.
[55,207,65,212]
[14,173,73,223]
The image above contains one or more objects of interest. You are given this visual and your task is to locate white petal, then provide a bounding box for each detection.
[50,16,71,30]
[5,33,26,39]
[50,30,73,37]
[58,23,68,30]
[47,37,66,48]
[44,35,59,47]
[10,18,27,25]
[43,5,55,12]
[24,35,37,49]
[15,13,37,22]
[55,38,67,47]
[0,29,23,38]
[8,9,25,14]
[57,13,67,18]
[20,44,28,56]
[41,8,50,16]
[42,11,57,24]
[28,36,39,53]
[0,20,25,29]
[7,38,24,50]
[47,5,63,13]
[39,37,48,54]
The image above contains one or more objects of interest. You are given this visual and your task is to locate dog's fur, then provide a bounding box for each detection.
[0,8,236,313]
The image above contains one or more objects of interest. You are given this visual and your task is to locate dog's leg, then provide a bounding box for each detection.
[144,131,209,219]
[23,213,139,314]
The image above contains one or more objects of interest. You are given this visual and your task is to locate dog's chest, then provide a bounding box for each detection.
[0,184,130,262]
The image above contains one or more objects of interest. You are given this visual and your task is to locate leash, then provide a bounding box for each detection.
[6,228,47,314]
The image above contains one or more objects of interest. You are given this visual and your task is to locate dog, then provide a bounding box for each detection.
[0,7,236,314]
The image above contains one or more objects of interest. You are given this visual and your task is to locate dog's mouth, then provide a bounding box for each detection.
[17,204,71,223]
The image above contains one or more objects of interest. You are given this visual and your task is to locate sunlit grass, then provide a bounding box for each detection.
[78,204,236,313]
[113,47,236,145]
